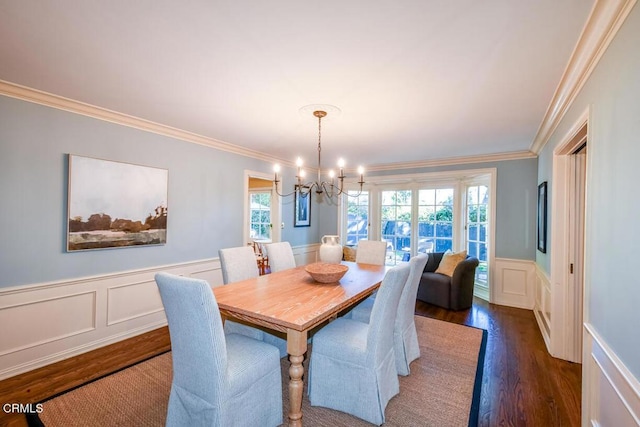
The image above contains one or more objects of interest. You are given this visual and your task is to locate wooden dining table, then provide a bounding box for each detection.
[212,260,389,426]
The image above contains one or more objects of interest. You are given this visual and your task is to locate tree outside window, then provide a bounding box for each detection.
[467,185,489,286]
[249,192,271,240]
[418,188,454,253]
[346,191,369,246]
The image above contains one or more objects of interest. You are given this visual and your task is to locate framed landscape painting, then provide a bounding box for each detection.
[67,155,168,251]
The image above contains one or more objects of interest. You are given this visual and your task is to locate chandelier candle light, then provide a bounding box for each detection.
[273,109,365,198]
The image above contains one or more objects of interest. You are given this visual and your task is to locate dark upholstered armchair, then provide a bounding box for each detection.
[416,252,479,310]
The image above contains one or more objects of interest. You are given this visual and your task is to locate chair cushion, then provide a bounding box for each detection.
[312,318,369,365]
[225,333,281,394]
[343,246,357,262]
[424,252,444,272]
[417,272,451,308]
[435,250,467,277]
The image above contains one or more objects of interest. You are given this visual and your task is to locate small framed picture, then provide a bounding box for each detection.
[537,181,547,253]
[294,186,311,227]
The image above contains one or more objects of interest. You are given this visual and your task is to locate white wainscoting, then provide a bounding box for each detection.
[583,324,640,426]
[492,257,536,310]
[0,243,320,380]
[533,265,552,351]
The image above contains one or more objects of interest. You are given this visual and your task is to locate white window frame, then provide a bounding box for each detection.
[243,170,281,245]
[340,168,496,300]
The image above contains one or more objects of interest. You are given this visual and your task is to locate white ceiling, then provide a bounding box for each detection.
[0,1,595,169]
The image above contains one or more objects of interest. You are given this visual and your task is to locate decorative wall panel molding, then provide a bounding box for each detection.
[0,258,218,380]
[0,244,320,380]
[492,258,536,309]
[533,265,552,352]
[583,323,640,426]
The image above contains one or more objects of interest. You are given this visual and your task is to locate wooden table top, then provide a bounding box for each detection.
[213,261,389,333]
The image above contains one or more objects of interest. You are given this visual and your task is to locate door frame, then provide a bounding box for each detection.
[243,170,281,245]
[549,106,590,362]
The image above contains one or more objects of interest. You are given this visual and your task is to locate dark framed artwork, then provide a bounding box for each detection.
[294,186,311,227]
[67,154,168,251]
[537,181,547,253]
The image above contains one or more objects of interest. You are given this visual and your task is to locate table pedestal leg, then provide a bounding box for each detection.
[286,329,307,427]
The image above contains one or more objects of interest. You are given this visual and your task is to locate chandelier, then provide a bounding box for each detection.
[273,108,365,198]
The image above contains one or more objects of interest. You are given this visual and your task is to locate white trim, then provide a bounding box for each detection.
[548,107,590,362]
[583,323,640,426]
[365,150,536,171]
[1,2,635,169]
[534,264,552,352]
[531,0,637,154]
[0,258,221,380]
[492,258,536,309]
[243,169,281,244]
[0,80,537,171]
[0,80,293,166]
[0,245,321,380]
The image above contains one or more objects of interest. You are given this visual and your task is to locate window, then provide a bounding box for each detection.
[466,185,489,286]
[418,188,454,253]
[345,191,369,246]
[249,191,271,240]
[381,190,412,265]
[341,169,494,299]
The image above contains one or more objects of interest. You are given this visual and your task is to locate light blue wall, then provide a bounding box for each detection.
[539,4,640,379]
[0,92,538,291]
[318,158,539,260]
[0,96,317,288]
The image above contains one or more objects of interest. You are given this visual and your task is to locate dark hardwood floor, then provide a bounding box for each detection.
[0,298,581,427]
[415,298,582,427]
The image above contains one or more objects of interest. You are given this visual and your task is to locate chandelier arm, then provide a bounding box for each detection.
[272,107,365,200]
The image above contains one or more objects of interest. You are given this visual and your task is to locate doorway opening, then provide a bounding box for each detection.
[243,170,281,246]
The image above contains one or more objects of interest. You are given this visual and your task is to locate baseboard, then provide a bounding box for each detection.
[583,323,640,426]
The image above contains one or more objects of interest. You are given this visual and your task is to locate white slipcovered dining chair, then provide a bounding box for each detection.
[155,273,283,427]
[218,246,288,358]
[348,253,429,375]
[355,240,388,265]
[308,263,411,425]
[218,246,259,284]
[265,241,296,272]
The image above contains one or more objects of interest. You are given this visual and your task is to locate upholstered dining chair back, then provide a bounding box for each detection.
[217,246,289,358]
[394,253,429,374]
[346,253,428,375]
[155,272,283,426]
[265,241,296,272]
[355,240,387,265]
[308,263,411,425]
[366,263,412,364]
[219,246,259,284]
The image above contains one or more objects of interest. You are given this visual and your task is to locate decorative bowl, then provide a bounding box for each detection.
[305,262,349,283]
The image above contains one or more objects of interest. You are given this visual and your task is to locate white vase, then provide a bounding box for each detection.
[319,235,343,264]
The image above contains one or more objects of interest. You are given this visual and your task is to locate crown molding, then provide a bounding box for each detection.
[530,0,637,154]
[365,150,537,172]
[0,79,292,166]
[0,79,537,172]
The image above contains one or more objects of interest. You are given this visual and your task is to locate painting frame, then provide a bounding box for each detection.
[67,154,168,251]
[537,181,547,253]
[294,186,311,227]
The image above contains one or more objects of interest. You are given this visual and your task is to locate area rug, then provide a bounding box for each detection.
[29,316,486,427]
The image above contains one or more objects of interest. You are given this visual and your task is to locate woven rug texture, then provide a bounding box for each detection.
[36,316,485,427]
